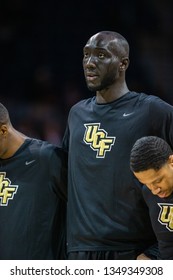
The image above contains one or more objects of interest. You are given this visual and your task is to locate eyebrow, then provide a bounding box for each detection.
[138,174,163,186]
[152,176,163,183]
[146,175,163,185]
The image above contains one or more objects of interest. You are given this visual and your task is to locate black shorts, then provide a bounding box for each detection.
[68,250,139,260]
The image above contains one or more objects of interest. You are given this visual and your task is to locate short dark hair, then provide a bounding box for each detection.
[130,136,172,172]
[0,103,10,125]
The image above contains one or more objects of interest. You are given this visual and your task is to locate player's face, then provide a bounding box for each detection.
[133,158,173,198]
[83,34,121,91]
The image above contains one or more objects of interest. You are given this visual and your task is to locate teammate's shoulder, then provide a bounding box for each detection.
[29,138,67,162]
[28,138,50,148]
[28,138,58,156]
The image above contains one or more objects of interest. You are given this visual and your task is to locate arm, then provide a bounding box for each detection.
[137,243,158,260]
[136,253,151,260]
[50,147,68,201]
[150,97,173,147]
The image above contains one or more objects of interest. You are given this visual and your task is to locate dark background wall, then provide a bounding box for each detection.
[0,0,173,144]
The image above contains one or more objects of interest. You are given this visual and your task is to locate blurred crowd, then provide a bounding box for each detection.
[0,0,173,144]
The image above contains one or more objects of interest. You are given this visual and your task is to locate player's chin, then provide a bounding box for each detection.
[87,83,99,92]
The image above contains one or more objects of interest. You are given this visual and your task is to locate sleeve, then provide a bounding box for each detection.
[141,185,159,259]
[61,106,74,152]
[50,147,68,202]
[149,97,173,148]
[61,123,70,152]
[61,125,70,152]
[143,243,159,259]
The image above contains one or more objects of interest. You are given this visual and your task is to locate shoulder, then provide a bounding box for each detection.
[70,97,93,111]
[28,138,53,152]
[130,91,164,102]
[28,138,65,161]
[126,91,157,105]
[140,93,173,108]
[67,98,94,122]
[132,92,173,114]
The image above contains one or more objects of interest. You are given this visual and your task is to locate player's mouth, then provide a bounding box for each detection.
[85,72,98,82]
[157,191,168,198]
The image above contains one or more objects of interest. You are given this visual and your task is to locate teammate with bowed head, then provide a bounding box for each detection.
[130,136,173,260]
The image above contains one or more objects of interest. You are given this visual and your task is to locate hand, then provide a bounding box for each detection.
[136,253,151,260]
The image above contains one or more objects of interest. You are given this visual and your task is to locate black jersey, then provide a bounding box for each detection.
[0,138,67,260]
[142,186,173,260]
[62,91,173,254]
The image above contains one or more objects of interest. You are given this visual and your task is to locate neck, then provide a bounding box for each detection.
[96,82,129,104]
[2,128,27,159]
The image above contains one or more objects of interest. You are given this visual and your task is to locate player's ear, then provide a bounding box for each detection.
[119,57,129,71]
[0,124,8,136]
[169,154,173,165]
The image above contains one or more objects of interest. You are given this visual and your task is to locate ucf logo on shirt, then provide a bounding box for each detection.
[83,123,116,158]
[158,203,173,231]
[0,172,18,206]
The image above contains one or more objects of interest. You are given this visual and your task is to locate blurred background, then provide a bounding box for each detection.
[0,0,173,144]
